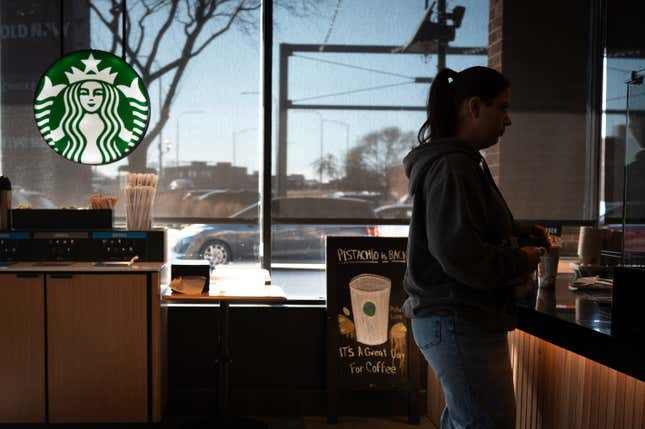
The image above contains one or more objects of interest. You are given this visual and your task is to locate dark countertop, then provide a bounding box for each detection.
[516,271,644,382]
[0,261,165,272]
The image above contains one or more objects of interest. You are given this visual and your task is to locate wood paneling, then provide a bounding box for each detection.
[426,329,645,429]
[46,274,147,423]
[151,272,167,422]
[0,274,45,423]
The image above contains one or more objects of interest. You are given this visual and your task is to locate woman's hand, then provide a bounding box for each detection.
[520,246,544,272]
[513,275,535,300]
[517,224,551,251]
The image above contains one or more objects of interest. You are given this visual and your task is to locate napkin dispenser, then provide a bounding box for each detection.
[171,259,211,292]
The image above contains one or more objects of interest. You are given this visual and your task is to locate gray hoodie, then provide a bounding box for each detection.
[402,138,530,332]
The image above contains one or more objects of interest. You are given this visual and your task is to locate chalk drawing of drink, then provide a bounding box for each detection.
[349,274,391,345]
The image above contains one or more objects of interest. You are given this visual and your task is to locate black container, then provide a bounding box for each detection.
[0,176,11,230]
[171,259,211,292]
[11,209,112,230]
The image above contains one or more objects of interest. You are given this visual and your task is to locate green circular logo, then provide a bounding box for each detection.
[362,301,376,317]
[33,50,150,165]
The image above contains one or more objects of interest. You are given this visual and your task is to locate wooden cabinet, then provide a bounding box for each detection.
[47,274,148,423]
[0,270,164,424]
[0,274,45,423]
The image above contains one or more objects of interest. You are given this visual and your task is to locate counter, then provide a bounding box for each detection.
[0,261,165,272]
[516,271,644,382]
[0,262,166,424]
[426,262,645,429]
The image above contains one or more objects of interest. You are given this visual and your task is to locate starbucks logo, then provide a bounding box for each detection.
[363,301,376,317]
[33,50,150,165]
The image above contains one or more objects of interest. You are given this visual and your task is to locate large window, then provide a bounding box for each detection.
[601,0,645,221]
[601,59,645,223]
[1,0,92,208]
[1,0,265,267]
[600,1,645,259]
[269,1,488,278]
[1,1,618,296]
[273,1,487,209]
[3,0,262,209]
[0,0,490,295]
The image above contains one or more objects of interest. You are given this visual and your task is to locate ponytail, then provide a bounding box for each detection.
[418,66,510,144]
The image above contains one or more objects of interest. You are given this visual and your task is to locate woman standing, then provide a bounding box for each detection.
[403,66,548,429]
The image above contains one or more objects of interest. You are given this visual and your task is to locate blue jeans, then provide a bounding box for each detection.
[412,314,516,429]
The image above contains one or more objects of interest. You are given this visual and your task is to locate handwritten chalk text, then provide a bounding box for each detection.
[336,248,406,264]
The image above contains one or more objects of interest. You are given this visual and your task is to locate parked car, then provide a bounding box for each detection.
[168,178,194,191]
[12,188,56,208]
[325,191,383,208]
[372,203,412,237]
[181,189,227,201]
[198,189,258,204]
[373,203,412,219]
[173,197,378,266]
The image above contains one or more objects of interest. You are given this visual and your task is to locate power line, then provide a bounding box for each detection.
[605,92,645,102]
[292,81,415,103]
[607,66,633,73]
[293,54,418,80]
[605,93,627,102]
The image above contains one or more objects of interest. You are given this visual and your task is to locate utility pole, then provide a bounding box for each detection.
[437,0,447,72]
[157,76,163,176]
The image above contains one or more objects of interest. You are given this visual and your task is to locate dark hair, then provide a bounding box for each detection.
[418,66,510,144]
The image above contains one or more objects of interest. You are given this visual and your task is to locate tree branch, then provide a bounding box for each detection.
[133,3,156,57]
[145,0,178,71]
[125,4,133,57]
[189,2,259,59]
[184,0,195,24]
[87,0,326,170]
[90,1,143,69]
[89,1,121,54]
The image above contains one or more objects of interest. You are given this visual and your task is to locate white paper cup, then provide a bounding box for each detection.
[349,274,391,345]
[538,255,556,288]
[578,226,601,265]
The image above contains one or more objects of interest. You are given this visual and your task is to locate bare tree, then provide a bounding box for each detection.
[90,0,322,171]
[311,152,339,184]
[343,126,415,192]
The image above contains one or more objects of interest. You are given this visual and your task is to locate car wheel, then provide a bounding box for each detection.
[200,240,232,266]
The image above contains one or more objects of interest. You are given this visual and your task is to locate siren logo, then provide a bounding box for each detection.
[33,50,150,164]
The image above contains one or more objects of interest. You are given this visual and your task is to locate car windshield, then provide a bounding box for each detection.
[374,205,412,219]
[30,195,56,208]
[230,197,376,220]
[11,190,55,208]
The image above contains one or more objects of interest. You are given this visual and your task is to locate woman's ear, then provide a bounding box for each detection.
[466,96,482,120]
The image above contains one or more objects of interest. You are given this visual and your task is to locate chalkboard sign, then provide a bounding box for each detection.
[326,236,420,423]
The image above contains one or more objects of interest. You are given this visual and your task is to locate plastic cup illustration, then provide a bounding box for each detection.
[349,274,391,345]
